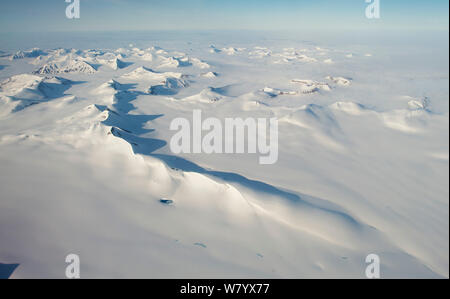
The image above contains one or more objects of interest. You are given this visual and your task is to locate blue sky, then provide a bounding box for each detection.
[0,0,448,32]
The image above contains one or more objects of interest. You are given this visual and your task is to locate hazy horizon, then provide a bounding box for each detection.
[0,0,448,33]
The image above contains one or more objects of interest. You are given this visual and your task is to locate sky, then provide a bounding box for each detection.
[0,0,448,33]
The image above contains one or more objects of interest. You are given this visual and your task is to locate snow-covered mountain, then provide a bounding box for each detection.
[0,74,76,114]
[0,34,448,279]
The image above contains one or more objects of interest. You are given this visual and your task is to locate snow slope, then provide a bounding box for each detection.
[0,31,448,278]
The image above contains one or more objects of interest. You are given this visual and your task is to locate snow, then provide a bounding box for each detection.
[34,59,97,75]
[0,31,448,278]
[326,76,352,87]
